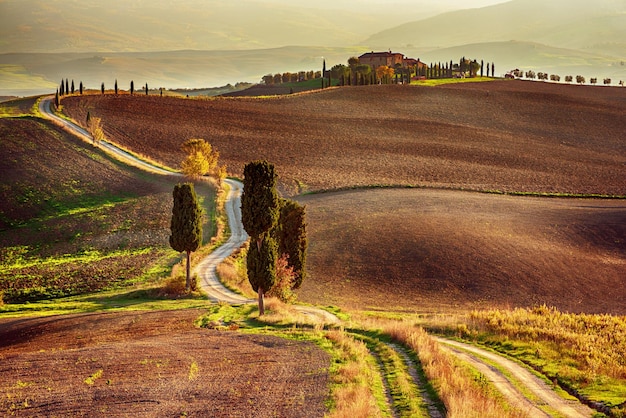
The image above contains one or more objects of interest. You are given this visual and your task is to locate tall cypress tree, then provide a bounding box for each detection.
[169,183,203,292]
[114,79,118,95]
[79,81,83,95]
[242,160,280,314]
[130,80,134,95]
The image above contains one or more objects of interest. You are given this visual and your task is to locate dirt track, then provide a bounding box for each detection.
[436,338,594,417]
[0,310,330,417]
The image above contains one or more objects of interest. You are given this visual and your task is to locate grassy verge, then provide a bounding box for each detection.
[412,76,498,86]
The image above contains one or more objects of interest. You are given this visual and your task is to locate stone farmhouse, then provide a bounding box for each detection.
[358,51,427,71]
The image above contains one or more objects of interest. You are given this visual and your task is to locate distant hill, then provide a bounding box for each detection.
[0,0,435,54]
[365,0,626,53]
[417,40,626,80]
[364,0,626,79]
[0,46,369,96]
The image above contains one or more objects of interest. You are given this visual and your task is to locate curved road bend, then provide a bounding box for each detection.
[436,338,594,417]
[38,96,247,302]
[38,96,336,323]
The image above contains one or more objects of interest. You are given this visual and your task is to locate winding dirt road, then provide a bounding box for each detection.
[39,95,338,325]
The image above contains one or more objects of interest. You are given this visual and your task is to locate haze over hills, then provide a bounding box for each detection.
[0,0,624,96]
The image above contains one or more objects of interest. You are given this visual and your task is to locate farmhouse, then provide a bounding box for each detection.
[359,51,427,71]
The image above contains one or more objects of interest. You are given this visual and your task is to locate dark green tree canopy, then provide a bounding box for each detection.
[246,233,277,294]
[169,183,203,253]
[274,199,307,289]
[242,160,279,242]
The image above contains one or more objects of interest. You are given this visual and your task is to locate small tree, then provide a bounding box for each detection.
[180,138,220,178]
[265,254,296,303]
[55,89,59,107]
[130,80,134,95]
[87,116,105,145]
[71,80,75,94]
[145,83,149,95]
[115,79,118,95]
[79,81,83,95]
[101,82,105,95]
[565,75,573,83]
[169,183,203,292]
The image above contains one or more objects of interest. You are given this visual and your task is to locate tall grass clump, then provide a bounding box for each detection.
[325,330,383,418]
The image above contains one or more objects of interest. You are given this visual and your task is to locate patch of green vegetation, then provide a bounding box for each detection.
[413,76,497,86]
[0,287,211,318]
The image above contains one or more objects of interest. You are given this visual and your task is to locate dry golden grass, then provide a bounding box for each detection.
[325,330,382,418]
[466,306,626,381]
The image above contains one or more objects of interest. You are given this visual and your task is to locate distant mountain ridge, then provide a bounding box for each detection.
[1,0,624,95]
[364,0,626,55]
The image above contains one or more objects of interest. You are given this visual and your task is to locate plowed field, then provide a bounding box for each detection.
[0,310,330,417]
[62,80,626,196]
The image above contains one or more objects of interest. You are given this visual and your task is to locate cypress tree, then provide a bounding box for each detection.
[274,199,307,289]
[55,89,59,107]
[71,80,75,94]
[242,160,280,315]
[115,79,118,95]
[60,80,64,96]
[481,60,484,77]
[145,83,149,95]
[65,79,69,95]
[79,81,83,95]
[130,80,134,95]
[101,82,105,95]
[169,183,203,292]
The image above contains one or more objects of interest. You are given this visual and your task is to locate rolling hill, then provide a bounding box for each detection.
[59,80,626,314]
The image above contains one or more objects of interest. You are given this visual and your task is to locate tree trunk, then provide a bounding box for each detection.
[186,250,191,292]
[258,287,265,316]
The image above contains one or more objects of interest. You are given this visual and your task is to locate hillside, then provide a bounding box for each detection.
[0,47,368,97]
[365,0,626,79]
[60,80,626,314]
[0,111,213,302]
[365,0,626,54]
[62,80,626,197]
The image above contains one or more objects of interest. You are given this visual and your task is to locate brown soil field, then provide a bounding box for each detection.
[296,188,626,315]
[60,81,626,314]
[0,309,330,416]
[62,80,626,196]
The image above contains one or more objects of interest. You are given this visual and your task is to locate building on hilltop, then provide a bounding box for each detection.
[359,51,427,72]
[359,51,404,69]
